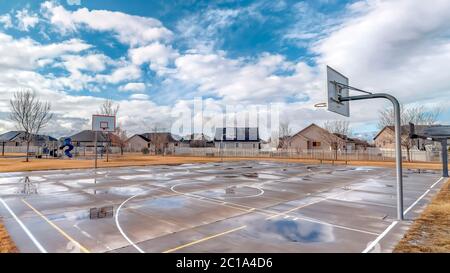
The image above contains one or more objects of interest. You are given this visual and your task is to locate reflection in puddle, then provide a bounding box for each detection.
[20,177,38,195]
[85,186,148,196]
[47,210,90,221]
[248,219,334,243]
[142,196,187,209]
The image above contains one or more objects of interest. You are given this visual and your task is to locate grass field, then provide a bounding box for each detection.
[394,178,450,253]
[0,221,17,253]
[0,154,449,173]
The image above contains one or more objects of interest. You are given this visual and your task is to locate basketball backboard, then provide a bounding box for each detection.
[423,126,450,138]
[327,66,349,117]
[92,115,115,132]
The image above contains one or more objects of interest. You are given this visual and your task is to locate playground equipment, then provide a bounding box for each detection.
[60,138,74,158]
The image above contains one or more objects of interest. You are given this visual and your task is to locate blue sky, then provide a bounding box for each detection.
[0,0,449,139]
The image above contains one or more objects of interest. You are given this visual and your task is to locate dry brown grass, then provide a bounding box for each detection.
[0,155,448,173]
[0,221,17,253]
[394,178,450,253]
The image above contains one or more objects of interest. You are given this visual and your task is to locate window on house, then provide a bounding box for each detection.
[312,141,321,147]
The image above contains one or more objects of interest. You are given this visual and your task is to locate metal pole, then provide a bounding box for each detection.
[94,131,98,169]
[340,93,404,220]
[441,139,449,177]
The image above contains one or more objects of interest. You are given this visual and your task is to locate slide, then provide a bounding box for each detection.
[60,138,74,158]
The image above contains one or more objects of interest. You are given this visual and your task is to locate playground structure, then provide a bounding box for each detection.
[59,138,74,158]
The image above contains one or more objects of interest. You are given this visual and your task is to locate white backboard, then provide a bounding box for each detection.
[327,66,349,117]
[92,115,116,132]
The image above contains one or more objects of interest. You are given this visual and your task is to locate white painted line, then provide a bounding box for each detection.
[362,221,398,253]
[403,189,430,216]
[0,198,47,253]
[362,176,446,253]
[430,177,444,189]
[115,194,145,253]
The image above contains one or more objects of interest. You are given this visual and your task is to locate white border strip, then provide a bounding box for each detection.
[362,176,446,253]
[362,220,398,253]
[115,194,145,253]
[0,198,47,253]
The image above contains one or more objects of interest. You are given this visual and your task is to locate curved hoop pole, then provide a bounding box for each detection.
[339,93,404,220]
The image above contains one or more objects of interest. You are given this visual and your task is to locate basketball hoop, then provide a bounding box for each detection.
[314,102,327,108]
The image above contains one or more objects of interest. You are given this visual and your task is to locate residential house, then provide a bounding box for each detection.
[126,132,179,154]
[281,123,369,151]
[179,133,214,148]
[0,131,57,147]
[373,125,434,150]
[68,130,112,147]
[214,127,261,150]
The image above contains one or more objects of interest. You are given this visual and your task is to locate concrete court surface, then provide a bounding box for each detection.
[0,161,446,253]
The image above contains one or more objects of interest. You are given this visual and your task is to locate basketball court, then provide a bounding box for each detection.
[0,161,445,253]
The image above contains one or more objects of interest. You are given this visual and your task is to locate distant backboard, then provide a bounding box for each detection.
[92,115,115,132]
[423,126,450,138]
[327,66,349,117]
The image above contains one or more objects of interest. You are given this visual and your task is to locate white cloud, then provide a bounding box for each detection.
[0,33,91,70]
[0,14,12,29]
[314,0,450,105]
[15,8,39,31]
[128,42,178,74]
[60,53,112,74]
[129,93,149,100]
[119,82,146,92]
[172,52,318,103]
[95,64,141,84]
[42,1,172,46]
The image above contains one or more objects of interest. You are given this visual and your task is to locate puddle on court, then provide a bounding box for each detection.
[47,209,90,222]
[140,195,187,209]
[245,218,334,243]
[198,186,263,199]
[84,186,149,196]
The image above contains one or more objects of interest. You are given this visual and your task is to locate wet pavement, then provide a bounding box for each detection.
[0,161,445,253]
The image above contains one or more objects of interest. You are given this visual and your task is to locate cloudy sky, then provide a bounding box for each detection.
[0,0,449,140]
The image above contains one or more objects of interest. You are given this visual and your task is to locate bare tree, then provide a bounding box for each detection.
[150,124,167,155]
[377,104,442,161]
[99,99,119,161]
[9,90,53,162]
[114,126,128,156]
[322,120,351,160]
[278,122,292,149]
[99,99,119,116]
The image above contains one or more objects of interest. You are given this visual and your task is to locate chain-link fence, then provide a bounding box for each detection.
[173,147,446,162]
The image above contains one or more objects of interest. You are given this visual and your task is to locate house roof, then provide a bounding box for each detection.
[0,131,57,142]
[181,133,212,142]
[214,127,260,142]
[0,131,21,142]
[373,125,432,140]
[69,130,109,142]
[140,132,178,143]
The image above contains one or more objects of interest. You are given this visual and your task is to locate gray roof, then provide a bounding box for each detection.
[374,125,436,140]
[140,132,178,143]
[0,131,57,142]
[214,128,260,142]
[0,131,21,142]
[69,130,109,142]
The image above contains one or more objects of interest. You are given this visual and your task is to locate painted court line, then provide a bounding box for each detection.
[162,184,371,253]
[362,221,398,253]
[115,194,146,253]
[0,198,47,253]
[21,199,90,253]
[362,176,445,253]
[163,225,247,253]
